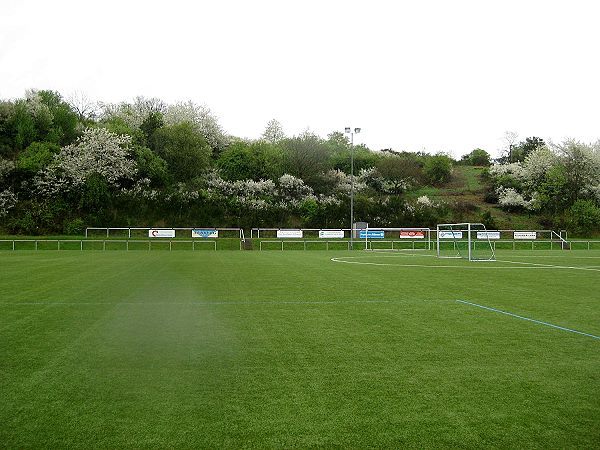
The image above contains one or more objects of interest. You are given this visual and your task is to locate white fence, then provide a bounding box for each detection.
[85,227,243,239]
[1,238,599,251]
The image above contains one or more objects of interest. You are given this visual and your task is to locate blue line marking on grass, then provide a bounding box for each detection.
[456,300,600,341]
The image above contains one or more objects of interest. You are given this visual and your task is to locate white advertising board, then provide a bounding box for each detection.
[277,229,303,238]
[400,230,425,239]
[477,231,501,240]
[319,230,345,239]
[192,229,218,238]
[148,229,175,238]
[439,231,463,239]
[514,231,537,240]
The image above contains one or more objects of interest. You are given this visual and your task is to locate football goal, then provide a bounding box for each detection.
[436,223,496,261]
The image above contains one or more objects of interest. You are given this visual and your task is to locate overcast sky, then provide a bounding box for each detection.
[1,0,599,157]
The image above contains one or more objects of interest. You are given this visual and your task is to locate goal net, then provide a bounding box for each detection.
[436,223,496,261]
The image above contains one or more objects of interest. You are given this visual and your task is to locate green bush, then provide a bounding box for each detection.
[63,217,85,235]
[423,154,453,185]
[567,200,600,236]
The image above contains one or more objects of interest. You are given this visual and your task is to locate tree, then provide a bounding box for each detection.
[553,139,600,205]
[132,145,169,187]
[67,91,98,123]
[281,131,331,186]
[330,144,380,174]
[375,154,423,193]
[261,119,285,143]
[512,137,546,162]
[36,90,79,145]
[217,139,284,181]
[16,141,60,174]
[151,122,212,182]
[139,111,164,147]
[460,148,491,166]
[423,153,453,185]
[34,127,136,196]
[499,131,519,163]
[163,101,229,154]
[567,200,600,235]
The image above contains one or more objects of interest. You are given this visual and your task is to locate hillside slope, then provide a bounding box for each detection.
[412,166,547,230]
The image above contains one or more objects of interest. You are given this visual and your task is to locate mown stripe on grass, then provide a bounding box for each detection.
[0,299,392,306]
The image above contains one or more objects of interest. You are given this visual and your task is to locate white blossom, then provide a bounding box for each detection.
[278,174,313,200]
[497,187,537,210]
[34,128,137,196]
[416,195,434,207]
[522,146,558,184]
[100,96,166,129]
[0,159,15,181]
[323,169,367,195]
[0,189,17,217]
[488,162,527,180]
[164,101,229,150]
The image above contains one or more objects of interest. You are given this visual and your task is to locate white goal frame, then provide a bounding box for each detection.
[436,222,496,261]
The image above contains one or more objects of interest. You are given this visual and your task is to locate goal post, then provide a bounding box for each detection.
[436,223,496,261]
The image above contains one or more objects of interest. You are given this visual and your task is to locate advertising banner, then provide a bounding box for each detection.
[148,229,175,238]
[359,230,385,239]
[319,230,345,239]
[192,229,218,238]
[477,231,501,240]
[277,229,303,238]
[439,231,463,239]
[514,231,537,240]
[400,230,425,239]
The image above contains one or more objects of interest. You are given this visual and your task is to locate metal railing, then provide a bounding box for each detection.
[0,239,221,251]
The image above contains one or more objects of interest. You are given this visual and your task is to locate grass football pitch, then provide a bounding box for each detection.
[1,249,599,448]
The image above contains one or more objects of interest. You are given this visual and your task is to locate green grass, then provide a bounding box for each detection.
[1,250,599,448]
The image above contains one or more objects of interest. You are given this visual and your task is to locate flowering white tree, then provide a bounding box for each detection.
[278,174,313,201]
[100,96,166,129]
[488,162,527,181]
[0,158,14,181]
[34,128,137,196]
[321,169,368,195]
[521,145,558,185]
[261,119,286,143]
[552,139,600,203]
[496,187,538,211]
[0,189,17,217]
[163,101,229,151]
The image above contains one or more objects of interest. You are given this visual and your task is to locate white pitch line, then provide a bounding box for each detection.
[496,259,600,272]
[331,256,600,272]
[456,300,600,341]
[330,257,595,270]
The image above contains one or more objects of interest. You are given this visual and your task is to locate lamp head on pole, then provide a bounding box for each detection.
[344,127,351,133]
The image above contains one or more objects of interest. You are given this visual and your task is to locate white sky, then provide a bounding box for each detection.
[1,0,599,158]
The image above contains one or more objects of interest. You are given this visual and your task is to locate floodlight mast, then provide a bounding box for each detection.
[344,127,361,250]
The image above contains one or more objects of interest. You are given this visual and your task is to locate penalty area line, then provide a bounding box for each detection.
[456,300,600,341]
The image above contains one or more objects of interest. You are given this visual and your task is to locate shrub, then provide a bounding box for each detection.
[567,200,600,236]
[423,154,453,185]
[63,217,85,235]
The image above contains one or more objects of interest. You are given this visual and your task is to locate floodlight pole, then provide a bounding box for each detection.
[345,127,361,250]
